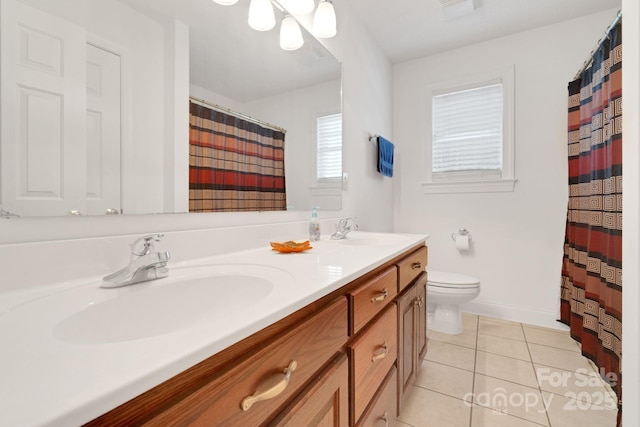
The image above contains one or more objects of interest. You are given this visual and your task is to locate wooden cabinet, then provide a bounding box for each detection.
[348,304,397,424]
[86,243,428,427]
[416,275,428,360]
[357,367,397,427]
[396,246,427,293]
[145,298,347,426]
[347,265,398,335]
[270,354,349,427]
[396,272,428,414]
[86,297,348,427]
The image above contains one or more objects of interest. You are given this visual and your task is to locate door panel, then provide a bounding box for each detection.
[1,0,86,216]
[86,44,121,215]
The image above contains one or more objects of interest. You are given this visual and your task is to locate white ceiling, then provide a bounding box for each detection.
[67,0,621,101]
[348,0,621,63]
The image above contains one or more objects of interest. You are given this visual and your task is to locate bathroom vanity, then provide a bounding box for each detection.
[0,231,428,426]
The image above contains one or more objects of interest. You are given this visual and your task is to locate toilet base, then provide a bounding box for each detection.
[427,302,464,335]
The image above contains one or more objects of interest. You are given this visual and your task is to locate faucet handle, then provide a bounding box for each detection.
[341,217,357,228]
[131,233,165,257]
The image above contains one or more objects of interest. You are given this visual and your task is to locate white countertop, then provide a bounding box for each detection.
[0,231,427,427]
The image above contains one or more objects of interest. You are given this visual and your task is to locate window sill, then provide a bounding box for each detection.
[422,178,517,194]
[310,186,342,196]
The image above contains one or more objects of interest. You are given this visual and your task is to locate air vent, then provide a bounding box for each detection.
[439,0,477,20]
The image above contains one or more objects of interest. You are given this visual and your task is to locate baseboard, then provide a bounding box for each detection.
[460,300,569,331]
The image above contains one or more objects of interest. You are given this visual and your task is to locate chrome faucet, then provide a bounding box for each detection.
[101,234,170,288]
[330,217,358,240]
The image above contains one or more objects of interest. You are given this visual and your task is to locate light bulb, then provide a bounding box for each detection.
[248,0,276,31]
[312,0,336,38]
[282,0,315,15]
[212,0,239,5]
[280,16,304,50]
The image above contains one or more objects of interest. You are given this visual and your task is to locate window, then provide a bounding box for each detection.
[423,68,515,193]
[316,112,342,184]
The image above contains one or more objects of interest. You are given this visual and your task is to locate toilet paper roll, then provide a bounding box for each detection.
[455,235,470,251]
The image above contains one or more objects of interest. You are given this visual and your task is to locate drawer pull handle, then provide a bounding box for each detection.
[380,411,389,427]
[411,261,422,270]
[371,288,388,303]
[415,296,424,308]
[241,360,297,411]
[371,342,389,363]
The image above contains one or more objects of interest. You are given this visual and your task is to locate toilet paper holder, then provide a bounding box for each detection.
[451,228,472,242]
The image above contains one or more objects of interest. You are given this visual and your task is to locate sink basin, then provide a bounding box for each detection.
[337,233,407,247]
[52,264,291,344]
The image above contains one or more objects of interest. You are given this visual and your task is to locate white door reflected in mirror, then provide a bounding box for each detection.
[0,0,342,218]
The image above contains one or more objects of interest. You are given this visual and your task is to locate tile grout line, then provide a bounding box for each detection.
[469,314,479,427]
[430,335,582,367]
[522,321,554,427]
[417,315,617,426]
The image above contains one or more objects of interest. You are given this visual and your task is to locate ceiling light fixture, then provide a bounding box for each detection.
[248,0,276,31]
[211,0,239,5]
[312,0,336,38]
[280,15,304,50]
[212,0,337,50]
[281,0,315,15]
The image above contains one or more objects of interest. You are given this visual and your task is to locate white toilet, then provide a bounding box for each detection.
[426,271,480,335]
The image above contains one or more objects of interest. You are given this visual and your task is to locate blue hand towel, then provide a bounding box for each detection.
[377,136,394,177]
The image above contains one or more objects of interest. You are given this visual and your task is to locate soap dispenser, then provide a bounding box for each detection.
[309,206,321,242]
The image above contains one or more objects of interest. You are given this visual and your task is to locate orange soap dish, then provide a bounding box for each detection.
[270,240,313,253]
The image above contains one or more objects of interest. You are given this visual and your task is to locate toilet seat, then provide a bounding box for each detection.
[427,271,480,289]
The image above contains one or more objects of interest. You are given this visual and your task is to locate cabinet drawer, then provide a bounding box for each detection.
[396,246,427,292]
[145,297,348,427]
[348,265,397,335]
[357,366,397,427]
[270,353,349,426]
[348,304,397,424]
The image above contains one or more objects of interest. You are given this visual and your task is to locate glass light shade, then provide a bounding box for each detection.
[248,0,276,31]
[282,0,315,15]
[212,0,239,5]
[312,0,336,38]
[280,16,304,50]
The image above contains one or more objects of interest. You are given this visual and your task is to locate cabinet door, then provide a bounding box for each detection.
[396,284,417,415]
[270,353,349,427]
[416,273,428,360]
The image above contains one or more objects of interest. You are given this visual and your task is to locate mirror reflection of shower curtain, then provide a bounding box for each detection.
[188,101,286,212]
[561,18,622,420]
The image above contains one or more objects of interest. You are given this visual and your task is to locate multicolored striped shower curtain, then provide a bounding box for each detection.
[561,19,622,416]
[189,101,286,212]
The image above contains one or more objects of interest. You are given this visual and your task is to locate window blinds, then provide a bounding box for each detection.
[316,113,342,182]
[432,82,503,176]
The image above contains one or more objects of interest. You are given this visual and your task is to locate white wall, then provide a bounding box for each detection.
[392,9,620,328]
[244,79,342,211]
[622,0,640,424]
[298,2,396,232]
[163,20,190,214]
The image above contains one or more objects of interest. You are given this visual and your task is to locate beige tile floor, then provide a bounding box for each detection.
[397,314,619,427]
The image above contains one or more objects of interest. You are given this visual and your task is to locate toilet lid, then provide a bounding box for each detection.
[427,271,480,288]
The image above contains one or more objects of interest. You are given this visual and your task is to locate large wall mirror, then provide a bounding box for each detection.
[0,0,342,218]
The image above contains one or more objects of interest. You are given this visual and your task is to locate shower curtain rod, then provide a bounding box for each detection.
[573,10,622,80]
[189,96,287,134]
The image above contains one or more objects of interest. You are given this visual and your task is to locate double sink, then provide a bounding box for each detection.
[0,231,424,427]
